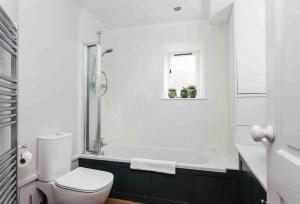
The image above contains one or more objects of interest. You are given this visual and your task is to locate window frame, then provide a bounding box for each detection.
[164,50,202,99]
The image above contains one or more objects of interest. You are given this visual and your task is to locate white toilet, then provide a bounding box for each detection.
[36,133,114,204]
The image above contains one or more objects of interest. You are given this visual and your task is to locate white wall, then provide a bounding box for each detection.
[17,0,80,202]
[235,0,266,94]
[79,9,104,44]
[209,0,233,25]
[18,0,81,184]
[101,20,231,150]
[15,0,102,202]
[210,0,233,17]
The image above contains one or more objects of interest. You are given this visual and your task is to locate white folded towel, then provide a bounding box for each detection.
[130,158,176,174]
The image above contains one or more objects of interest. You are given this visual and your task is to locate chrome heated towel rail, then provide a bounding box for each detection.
[0,5,18,204]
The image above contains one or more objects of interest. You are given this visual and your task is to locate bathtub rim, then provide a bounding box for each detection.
[76,145,227,173]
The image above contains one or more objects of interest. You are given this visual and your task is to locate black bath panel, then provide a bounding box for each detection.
[79,158,242,204]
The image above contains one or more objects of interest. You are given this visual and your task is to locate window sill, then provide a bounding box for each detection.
[161,97,207,101]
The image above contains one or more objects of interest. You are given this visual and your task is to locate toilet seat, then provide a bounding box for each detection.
[55,167,114,193]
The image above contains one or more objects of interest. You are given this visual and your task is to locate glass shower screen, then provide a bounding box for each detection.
[84,43,101,153]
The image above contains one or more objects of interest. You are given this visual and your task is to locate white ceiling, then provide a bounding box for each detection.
[74,0,209,29]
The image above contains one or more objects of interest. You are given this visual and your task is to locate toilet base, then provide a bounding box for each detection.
[53,184,111,204]
[37,180,112,204]
[37,181,55,204]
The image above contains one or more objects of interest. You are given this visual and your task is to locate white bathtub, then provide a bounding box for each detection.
[80,145,226,172]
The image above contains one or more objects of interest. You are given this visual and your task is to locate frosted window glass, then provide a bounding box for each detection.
[170,54,196,91]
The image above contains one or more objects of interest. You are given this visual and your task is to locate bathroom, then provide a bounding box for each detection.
[0,0,299,203]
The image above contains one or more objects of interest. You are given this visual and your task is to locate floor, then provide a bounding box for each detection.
[105,198,138,204]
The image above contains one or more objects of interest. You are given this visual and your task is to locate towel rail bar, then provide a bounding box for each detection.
[0,114,16,120]
[0,28,17,49]
[0,37,16,55]
[0,120,16,128]
[0,5,18,203]
[0,159,15,173]
[0,155,16,171]
[8,195,17,204]
[0,73,17,83]
[3,188,16,204]
[0,169,16,191]
[0,20,17,41]
[0,163,16,181]
[0,81,17,89]
[0,13,16,34]
[0,107,16,112]
[0,148,16,161]
[0,182,16,202]
[0,99,16,104]
[0,151,16,166]
[0,90,17,96]
[0,6,17,33]
[0,172,16,194]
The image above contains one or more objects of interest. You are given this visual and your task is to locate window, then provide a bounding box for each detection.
[165,51,201,98]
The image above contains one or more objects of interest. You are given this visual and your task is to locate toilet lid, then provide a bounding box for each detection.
[55,167,114,193]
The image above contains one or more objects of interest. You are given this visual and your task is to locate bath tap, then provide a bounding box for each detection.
[96,138,107,156]
[100,138,107,147]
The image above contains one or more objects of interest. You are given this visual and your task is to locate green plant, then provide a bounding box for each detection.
[180,87,188,98]
[187,85,197,98]
[168,88,177,98]
[187,85,196,90]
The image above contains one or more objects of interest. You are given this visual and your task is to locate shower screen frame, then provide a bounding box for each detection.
[83,42,102,154]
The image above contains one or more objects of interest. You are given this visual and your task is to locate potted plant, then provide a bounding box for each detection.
[180,87,188,98]
[187,85,197,98]
[168,88,177,98]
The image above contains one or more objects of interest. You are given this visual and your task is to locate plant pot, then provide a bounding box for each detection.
[168,89,177,98]
[188,88,197,98]
[180,87,188,98]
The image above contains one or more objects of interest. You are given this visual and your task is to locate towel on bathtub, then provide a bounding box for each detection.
[130,158,176,174]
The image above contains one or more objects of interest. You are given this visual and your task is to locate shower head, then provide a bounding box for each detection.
[101,49,113,57]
